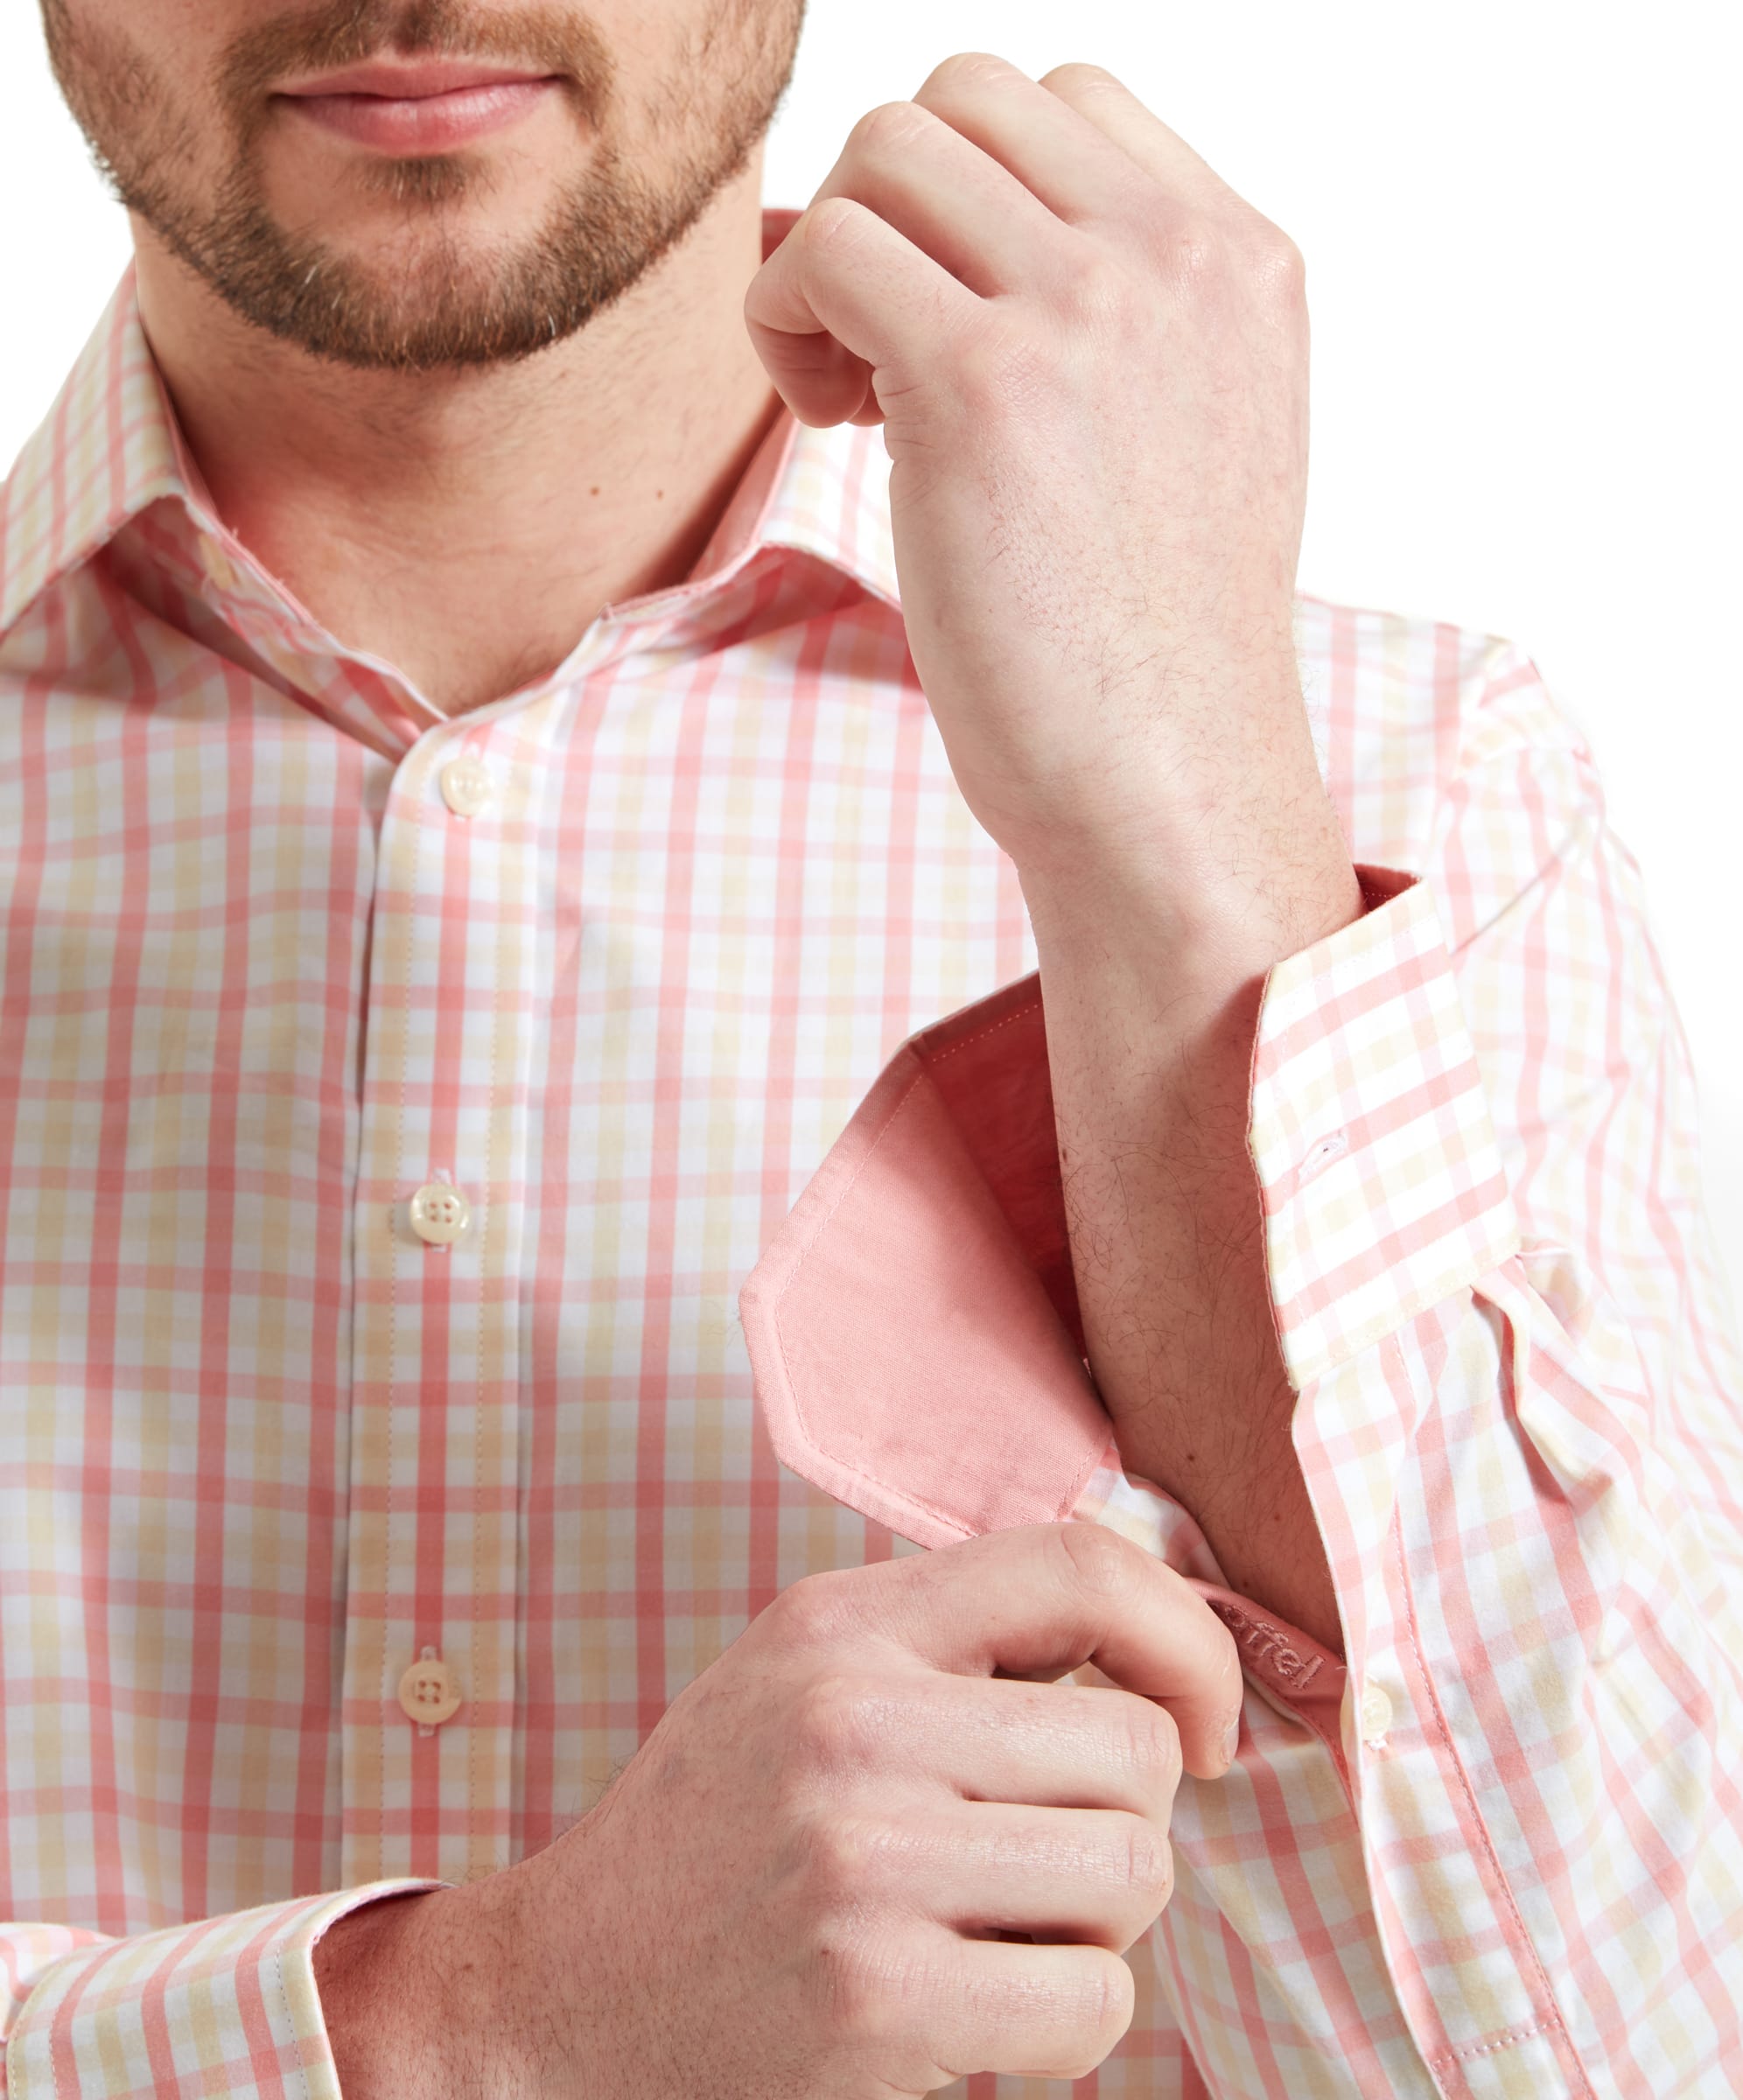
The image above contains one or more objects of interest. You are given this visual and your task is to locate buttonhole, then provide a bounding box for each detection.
[1299,1130,1348,1186]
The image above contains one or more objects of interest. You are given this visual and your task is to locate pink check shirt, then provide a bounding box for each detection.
[3,227,1742,2100]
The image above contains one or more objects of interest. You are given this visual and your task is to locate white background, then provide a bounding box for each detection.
[4,3,1740,1294]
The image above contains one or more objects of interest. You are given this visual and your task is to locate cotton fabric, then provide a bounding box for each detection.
[3,242,1740,2098]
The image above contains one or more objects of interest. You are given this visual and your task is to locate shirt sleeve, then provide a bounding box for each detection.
[738,633,1743,2095]
[1216,639,1743,2091]
[2,1886,433,2100]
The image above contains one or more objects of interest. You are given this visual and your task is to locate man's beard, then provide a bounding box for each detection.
[42,0,803,371]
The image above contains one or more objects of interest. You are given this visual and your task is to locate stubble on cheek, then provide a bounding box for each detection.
[41,0,211,224]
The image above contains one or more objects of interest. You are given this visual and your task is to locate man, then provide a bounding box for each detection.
[2,0,1739,2094]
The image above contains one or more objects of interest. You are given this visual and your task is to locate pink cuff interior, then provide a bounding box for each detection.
[740,976,1110,1550]
[739,970,1348,1754]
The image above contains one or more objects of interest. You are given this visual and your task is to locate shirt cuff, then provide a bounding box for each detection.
[1067,1441,1349,1769]
[1251,868,1521,1390]
[4,1882,437,2100]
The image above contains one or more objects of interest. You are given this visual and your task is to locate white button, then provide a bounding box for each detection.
[439,757,494,818]
[1359,1683,1394,1746]
[409,1182,470,1245]
[397,1648,462,1728]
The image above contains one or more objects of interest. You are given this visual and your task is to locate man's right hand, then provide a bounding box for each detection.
[316,1523,1244,2099]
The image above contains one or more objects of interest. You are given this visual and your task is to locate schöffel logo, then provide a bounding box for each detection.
[1206,1597,1325,1690]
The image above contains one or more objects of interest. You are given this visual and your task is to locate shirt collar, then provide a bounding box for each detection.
[0,214,902,649]
[713,408,900,615]
[0,266,186,642]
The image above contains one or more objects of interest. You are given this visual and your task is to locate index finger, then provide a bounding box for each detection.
[862,1522,1244,1779]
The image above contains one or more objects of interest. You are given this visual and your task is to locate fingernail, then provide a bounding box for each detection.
[1222,1717,1242,1768]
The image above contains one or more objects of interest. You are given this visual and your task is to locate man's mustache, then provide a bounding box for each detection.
[220,0,613,121]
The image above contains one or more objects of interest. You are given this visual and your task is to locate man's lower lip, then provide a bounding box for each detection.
[282,78,558,153]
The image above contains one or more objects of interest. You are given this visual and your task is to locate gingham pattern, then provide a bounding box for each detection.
[3,1890,420,2100]
[2,259,1739,2099]
[1250,872,1521,1388]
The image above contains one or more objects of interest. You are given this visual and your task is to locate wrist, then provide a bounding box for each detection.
[1020,823,1362,1018]
[1005,662,1361,975]
[316,1893,444,2100]
[317,1877,544,2100]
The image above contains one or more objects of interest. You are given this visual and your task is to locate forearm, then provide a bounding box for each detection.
[1020,710,1361,1654]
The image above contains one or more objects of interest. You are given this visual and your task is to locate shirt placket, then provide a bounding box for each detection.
[340,714,536,1887]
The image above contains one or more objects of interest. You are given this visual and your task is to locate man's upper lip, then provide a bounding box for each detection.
[277,60,559,100]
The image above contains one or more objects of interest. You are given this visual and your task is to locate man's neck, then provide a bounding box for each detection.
[131,164,784,716]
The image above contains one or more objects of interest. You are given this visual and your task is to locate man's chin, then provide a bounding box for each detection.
[232,275,591,371]
[150,126,735,371]
[158,200,619,371]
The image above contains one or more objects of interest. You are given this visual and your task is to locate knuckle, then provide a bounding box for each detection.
[1058,246,1133,324]
[805,1918,894,2039]
[1123,1700,1183,1795]
[808,1928,948,2074]
[1090,1949,1138,2047]
[1065,1951,1136,2069]
[1116,1816,1174,1906]
[796,1810,885,1910]
[847,99,930,158]
[1040,60,1123,96]
[1002,1949,1134,2082]
[802,194,871,256]
[768,1567,855,1649]
[788,1670,882,1778]
[1054,1520,1145,1602]
[920,48,1014,100]
[1251,226,1307,301]
[1157,207,1305,311]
